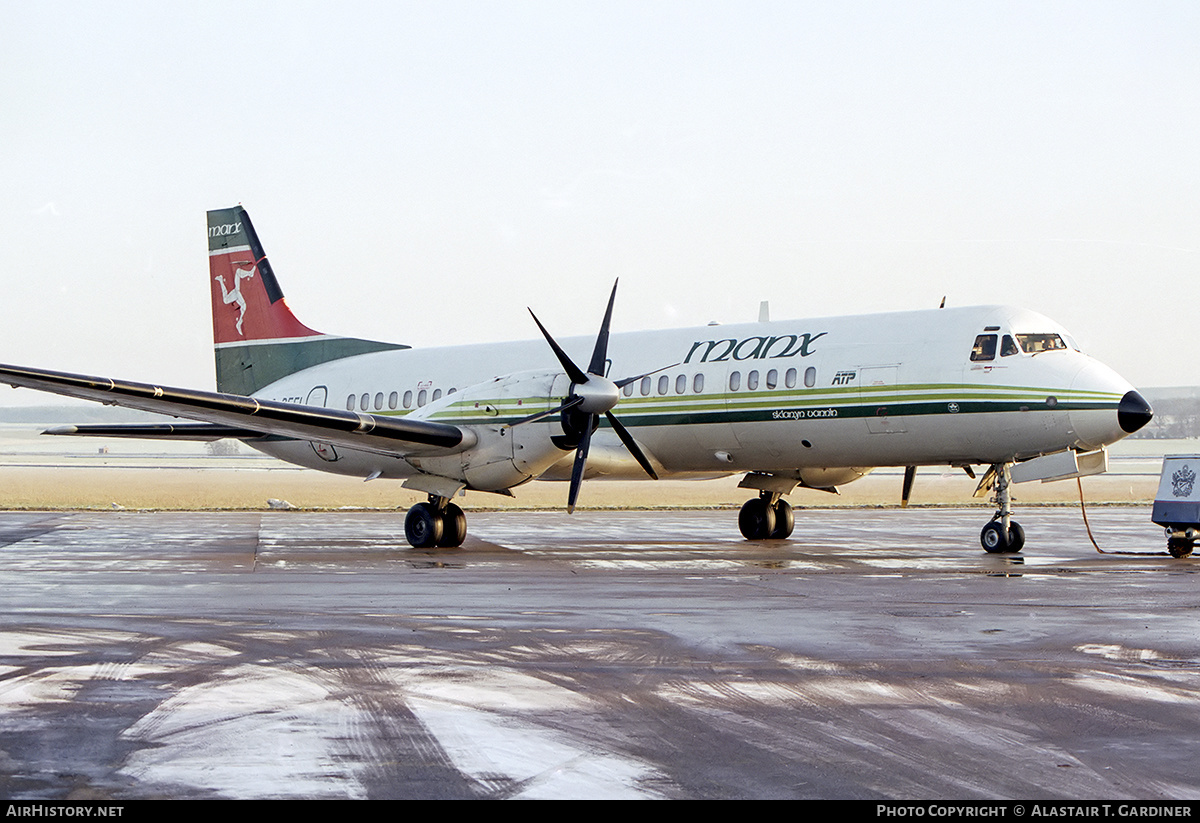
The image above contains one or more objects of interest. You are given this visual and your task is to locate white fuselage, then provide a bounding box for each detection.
[250,304,1138,492]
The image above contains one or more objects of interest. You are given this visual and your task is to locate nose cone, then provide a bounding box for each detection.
[1068,359,1153,449]
[1118,390,1153,434]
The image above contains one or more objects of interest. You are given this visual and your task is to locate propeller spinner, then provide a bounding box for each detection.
[521,280,660,512]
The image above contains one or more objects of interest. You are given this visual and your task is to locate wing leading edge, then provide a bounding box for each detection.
[0,363,476,457]
[43,423,269,441]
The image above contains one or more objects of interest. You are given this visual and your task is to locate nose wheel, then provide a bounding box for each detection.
[981,519,1025,553]
[979,462,1024,553]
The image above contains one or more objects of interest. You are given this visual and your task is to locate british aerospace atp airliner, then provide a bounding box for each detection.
[0,206,1152,552]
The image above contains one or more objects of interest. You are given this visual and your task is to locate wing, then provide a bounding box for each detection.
[0,363,476,457]
[43,423,269,441]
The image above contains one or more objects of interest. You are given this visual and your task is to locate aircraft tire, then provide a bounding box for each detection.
[405,502,444,548]
[739,498,776,540]
[981,520,1023,554]
[770,499,795,540]
[1007,521,1025,553]
[437,503,467,548]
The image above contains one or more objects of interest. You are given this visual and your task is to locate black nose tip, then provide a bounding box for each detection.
[1118,390,1153,434]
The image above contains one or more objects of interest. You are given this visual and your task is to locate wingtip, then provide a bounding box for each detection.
[42,425,78,436]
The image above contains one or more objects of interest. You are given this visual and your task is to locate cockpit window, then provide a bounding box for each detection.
[1016,333,1067,354]
[970,334,997,362]
[1001,335,1019,357]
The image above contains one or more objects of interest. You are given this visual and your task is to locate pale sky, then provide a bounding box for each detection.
[1,1,1197,403]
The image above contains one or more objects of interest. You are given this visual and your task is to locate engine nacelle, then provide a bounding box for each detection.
[403,370,574,492]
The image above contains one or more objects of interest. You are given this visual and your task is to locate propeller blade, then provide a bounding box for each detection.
[614,361,681,390]
[503,395,584,429]
[528,309,589,385]
[901,465,916,507]
[567,418,595,513]
[528,281,658,514]
[588,280,619,377]
[605,411,658,480]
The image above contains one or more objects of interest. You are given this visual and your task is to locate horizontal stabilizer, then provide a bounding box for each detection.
[0,363,476,459]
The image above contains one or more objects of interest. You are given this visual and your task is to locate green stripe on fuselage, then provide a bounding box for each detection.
[409,383,1121,428]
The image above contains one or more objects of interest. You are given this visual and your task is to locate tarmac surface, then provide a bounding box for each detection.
[0,505,1197,800]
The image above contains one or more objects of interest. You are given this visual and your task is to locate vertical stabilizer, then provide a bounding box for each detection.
[208,206,407,396]
[208,206,320,344]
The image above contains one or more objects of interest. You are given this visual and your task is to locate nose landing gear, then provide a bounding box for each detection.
[979,462,1024,554]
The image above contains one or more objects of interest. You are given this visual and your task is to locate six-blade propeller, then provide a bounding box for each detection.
[520,280,662,512]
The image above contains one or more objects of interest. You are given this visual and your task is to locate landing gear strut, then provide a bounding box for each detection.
[738,492,795,540]
[404,495,467,548]
[980,462,1024,554]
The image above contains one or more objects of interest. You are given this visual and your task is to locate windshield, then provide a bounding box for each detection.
[1015,333,1067,354]
[970,334,997,362]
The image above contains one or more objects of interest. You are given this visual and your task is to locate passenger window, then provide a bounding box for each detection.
[658,375,669,395]
[623,382,633,397]
[374,392,384,411]
[360,393,369,411]
[804,367,816,388]
[403,390,413,409]
[693,373,704,393]
[675,374,686,394]
[640,377,651,396]
[747,370,759,391]
[785,368,797,389]
[417,389,427,407]
[970,334,997,362]
[346,395,355,411]
[1001,335,1019,357]
[766,369,778,390]
[388,391,398,409]
[432,389,442,402]
[729,371,741,391]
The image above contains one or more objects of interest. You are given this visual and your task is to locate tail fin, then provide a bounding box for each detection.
[208,206,407,396]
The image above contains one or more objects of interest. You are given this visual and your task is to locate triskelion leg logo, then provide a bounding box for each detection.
[214,266,257,335]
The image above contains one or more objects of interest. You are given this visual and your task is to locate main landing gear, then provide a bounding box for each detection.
[404,495,467,548]
[979,462,1024,554]
[738,492,795,540]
